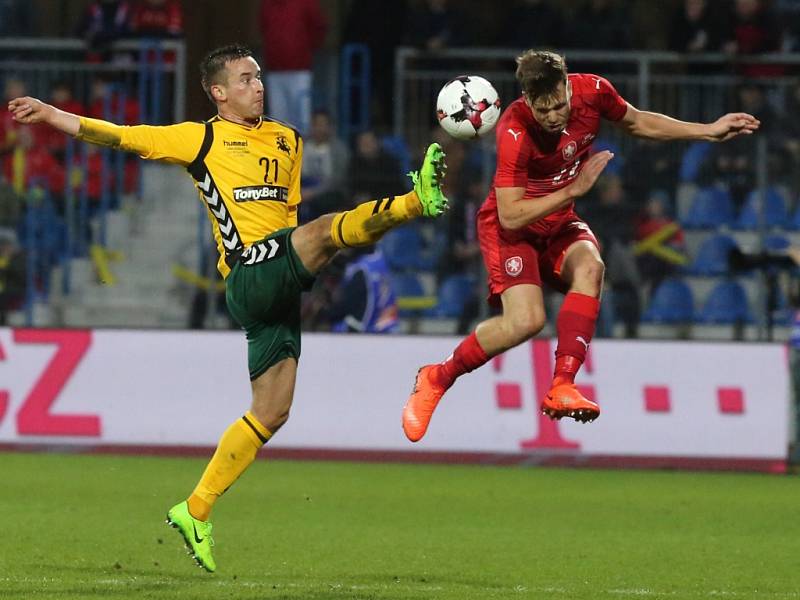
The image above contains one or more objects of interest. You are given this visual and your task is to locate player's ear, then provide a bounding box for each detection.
[211,84,226,103]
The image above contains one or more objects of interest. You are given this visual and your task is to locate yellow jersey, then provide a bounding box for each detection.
[76,114,302,278]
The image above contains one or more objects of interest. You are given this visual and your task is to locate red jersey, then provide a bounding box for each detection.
[482,73,628,232]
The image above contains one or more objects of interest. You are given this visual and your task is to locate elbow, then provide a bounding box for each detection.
[498,212,521,231]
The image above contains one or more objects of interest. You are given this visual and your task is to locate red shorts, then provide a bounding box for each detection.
[477,209,599,306]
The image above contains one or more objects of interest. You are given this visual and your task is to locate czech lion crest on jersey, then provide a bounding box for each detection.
[562,141,578,161]
[505,256,523,277]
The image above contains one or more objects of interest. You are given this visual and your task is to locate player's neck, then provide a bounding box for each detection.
[216,109,261,128]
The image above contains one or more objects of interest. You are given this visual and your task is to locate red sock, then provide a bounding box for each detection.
[553,292,600,386]
[433,332,489,388]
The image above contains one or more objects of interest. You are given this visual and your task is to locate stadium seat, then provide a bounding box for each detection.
[734,188,788,230]
[641,278,694,324]
[682,187,735,229]
[425,274,478,318]
[678,142,712,182]
[390,273,430,317]
[381,135,412,177]
[592,138,623,175]
[687,233,738,276]
[696,280,754,324]
[379,226,423,271]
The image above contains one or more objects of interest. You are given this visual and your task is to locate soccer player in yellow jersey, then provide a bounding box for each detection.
[8,45,447,572]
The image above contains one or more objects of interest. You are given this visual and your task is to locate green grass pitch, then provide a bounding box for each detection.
[2,451,799,599]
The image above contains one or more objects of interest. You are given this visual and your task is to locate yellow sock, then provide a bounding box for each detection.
[187,411,272,521]
[330,191,422,248]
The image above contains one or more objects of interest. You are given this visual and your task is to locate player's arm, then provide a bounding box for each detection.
[615,103,761,143]
[496,151,614,230]
[8,96,201,165]
[287,136,304,227]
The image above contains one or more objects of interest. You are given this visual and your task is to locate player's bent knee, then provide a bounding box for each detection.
[504,311,546,345]
[573,259,605,292]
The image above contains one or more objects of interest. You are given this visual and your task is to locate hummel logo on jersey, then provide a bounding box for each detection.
[507,129,522,141]
[223,140,248,148]
[233,185,289,202]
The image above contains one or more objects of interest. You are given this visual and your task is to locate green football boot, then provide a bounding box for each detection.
[409,142,448,217]
[166,501,216,572]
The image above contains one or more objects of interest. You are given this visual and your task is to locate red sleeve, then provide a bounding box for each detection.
[593,76,628,122]
[494,123,532,188]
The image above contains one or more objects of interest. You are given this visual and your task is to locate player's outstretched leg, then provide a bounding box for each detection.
[329,143,447,249]
[166,500,217,572]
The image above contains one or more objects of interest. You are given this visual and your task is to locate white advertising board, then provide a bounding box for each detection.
[0,328,790,467]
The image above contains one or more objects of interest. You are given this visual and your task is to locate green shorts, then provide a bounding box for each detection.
[225,228,315,380]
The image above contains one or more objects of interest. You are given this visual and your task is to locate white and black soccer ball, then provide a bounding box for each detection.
[436,75,501,140]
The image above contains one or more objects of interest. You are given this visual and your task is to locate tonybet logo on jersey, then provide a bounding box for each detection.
[233,185,289,202]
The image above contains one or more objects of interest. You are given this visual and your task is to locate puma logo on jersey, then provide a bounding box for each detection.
[507,129,522,140]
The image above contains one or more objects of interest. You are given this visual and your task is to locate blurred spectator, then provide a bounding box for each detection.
[405,0,459,50]
[130,0,183,38]
[565,0,632,50]
[0,177,22,228]
[0,227,24,325]
[668,0,728,54]
[0,77,26,155]
[0,0,33,37]
[343,0,409,128]
[300,110,349,221]
[347,130,405,203]
[88,76,140,124]
[581,174,641,337]
[41,81,86,159]
[634,189,686,296]
[76,0,133,63]
[501,0,565,49]
[624,138,680,202]
[699,136,756,208]
[260,0,327,135]
[3,127,65,198]
[328,248,399,334]
[722,0,784,77]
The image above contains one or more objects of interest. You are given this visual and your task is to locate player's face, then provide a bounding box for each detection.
[527,80,571,133]
[220,57,264,121]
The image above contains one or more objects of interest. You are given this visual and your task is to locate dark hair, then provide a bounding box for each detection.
[515,50,568,102]
[199,44,254,103]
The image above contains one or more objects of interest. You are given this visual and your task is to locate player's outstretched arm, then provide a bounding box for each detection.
[8,96,80,136]
[615,104,760,143]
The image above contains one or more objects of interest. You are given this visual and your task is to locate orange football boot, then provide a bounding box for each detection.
[402,365,449,442]
[541,383,599,423]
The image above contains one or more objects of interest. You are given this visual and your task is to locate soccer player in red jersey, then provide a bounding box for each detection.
[403,50,760,441]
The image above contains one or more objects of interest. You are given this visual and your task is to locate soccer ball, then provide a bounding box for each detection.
[436,75,501,140]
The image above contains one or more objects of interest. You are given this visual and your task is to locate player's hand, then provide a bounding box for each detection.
[7,96,54,125]
[707,112,760,142]
[568,150,614,198]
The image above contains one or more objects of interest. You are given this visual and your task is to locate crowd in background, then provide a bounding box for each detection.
[1,0,799,333]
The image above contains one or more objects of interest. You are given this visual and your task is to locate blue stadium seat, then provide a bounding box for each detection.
[734,188,788,230]
[687,234,738,276]
[682,187,735,229]
[696,280,754,324]
[425,274,477,318]
[592,138,623,175]
[379,226,423,271]
[678,142,712,182]
[641,278,694,324]
[764,234,790,252]
[390,273,427,317]
[381,135,412,177]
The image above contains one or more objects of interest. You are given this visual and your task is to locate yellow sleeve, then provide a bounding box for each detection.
[288,136,303,208]
[76,117,204,167]
[287,205,298,227]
